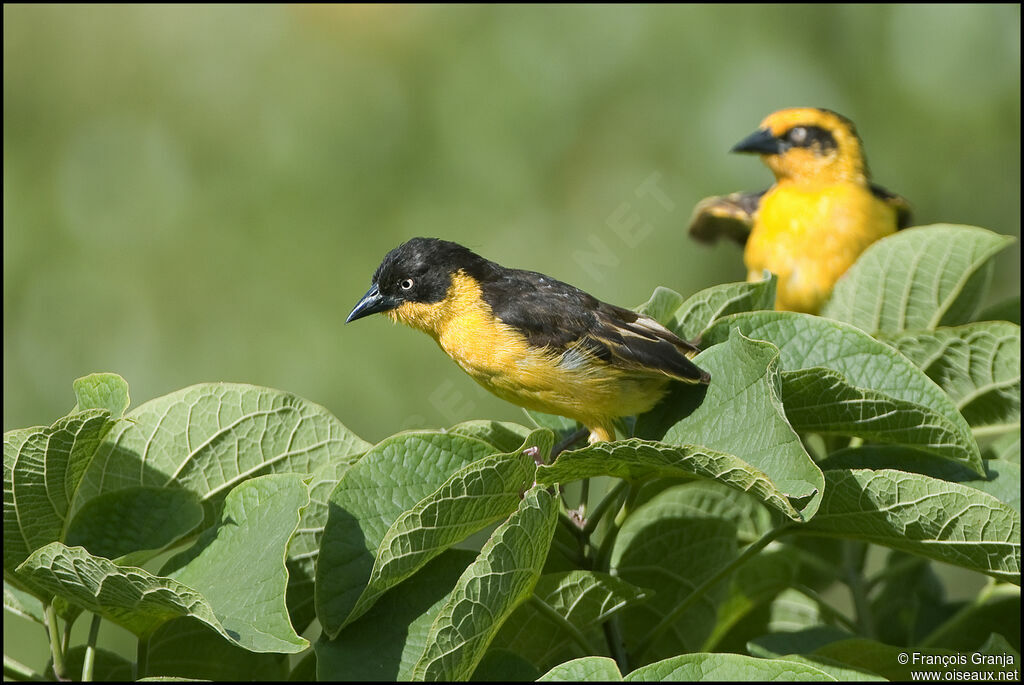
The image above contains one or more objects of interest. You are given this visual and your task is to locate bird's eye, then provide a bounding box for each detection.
[788,127,808,145]
[400,278,414,290]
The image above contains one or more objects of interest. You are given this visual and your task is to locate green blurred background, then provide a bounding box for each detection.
[4,4,1020,442]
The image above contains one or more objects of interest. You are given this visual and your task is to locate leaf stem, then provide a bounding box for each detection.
[842,540,876,639]
[82,614,102,682]
[528,595,595,655]
[583,480,629,537]
[135,634,150,680]
[792,584,858,633]
[43,603,65,680]
[633,525,790,661]
[4,655,42,681]
[594,483,636,572]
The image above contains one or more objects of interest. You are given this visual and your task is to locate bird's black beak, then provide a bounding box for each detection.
[731,128,784,155]
[346,284,399,323]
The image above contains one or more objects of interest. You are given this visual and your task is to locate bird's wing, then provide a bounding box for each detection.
[869,183,913,229]
[687,190,765,246]
[484,270,709,385]
[589,303,710,384]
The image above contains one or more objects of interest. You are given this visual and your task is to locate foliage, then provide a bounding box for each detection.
[4,225,1020,681]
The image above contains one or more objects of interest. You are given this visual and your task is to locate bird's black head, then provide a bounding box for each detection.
[346,237,489,323]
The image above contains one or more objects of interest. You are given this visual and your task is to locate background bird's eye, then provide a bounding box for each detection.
[788,127,808,145]
[400,278,414,290]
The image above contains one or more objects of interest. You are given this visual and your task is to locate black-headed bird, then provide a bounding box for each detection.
[689,107,912,314]
[347,238,710,444]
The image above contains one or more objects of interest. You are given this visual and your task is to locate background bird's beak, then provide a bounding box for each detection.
[346,284,398,323]
[731,128,784,155]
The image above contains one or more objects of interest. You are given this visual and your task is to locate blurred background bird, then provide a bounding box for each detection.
[347,238,710,444]
[688,107,912,314]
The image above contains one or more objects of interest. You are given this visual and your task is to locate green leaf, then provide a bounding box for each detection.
[803,469,1020,583]
[494,570,650,670]
[635,286,686,324]
[17,542,231,640]
[812,638,982,682]
[747,626,856,659]
[411,485,558,681]
[611,486,739,661]
[703,547,801,651]
[922,584,1021,651]
[471,648,541,681]
[624,653,840,681]
[447,420,533,453]
[703,311,983,474]
[670,275,777,340]
[976,296,1021,325]
[285,452,364,634]
[663,329,824,519]
[72,373,130,418]
[823,444,1020,512]
[144,617,289,681]
[346,431,546,627]
[770,655,885,681]
[823,224,1015,334]
[315,431,498,638]
[4,579,46,625]
[870,551,954,646]
[64,486,204,564]
[886,322,1020,433]
[768,588,828,633]
[316,550,476,682]
[4,410,116,582]
[159,474,310,653]
[985,431,1020,464]
[76,383,369,509]
[537,440,802,521]
[538,656,623,682]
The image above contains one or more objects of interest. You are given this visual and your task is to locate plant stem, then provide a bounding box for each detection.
[44,603,65,681]
[791,584,859,633]
[633,525,790,661]
[4,655,42,681]
[594,483,636,572]
[528,595,594,655]
[135,635,150,680]
[82,614,102,682]
[602,613,630,674]
[583,480,628,537]
[843,540,876,639]
[579,478,590,517]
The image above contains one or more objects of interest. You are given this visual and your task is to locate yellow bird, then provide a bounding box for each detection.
[689,107,912,314]
[347,238,710,444]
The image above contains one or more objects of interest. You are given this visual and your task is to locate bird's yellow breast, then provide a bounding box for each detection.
[745,181,898,313]
[387,271,669,432]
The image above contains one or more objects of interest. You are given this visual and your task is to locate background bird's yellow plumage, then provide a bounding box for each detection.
[689,107,912,314]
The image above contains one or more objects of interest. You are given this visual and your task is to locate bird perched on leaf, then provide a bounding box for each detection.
[347,238,710,444]
[689,107,912,314]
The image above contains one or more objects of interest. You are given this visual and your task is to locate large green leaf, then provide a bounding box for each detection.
[144,617,289,681]
[703,311,982,473]
[537,440,802,521]
[611,486,739,663]
[159,473,310,652]
[493,570,650,670]
[538,657,623,682]
[17,542,233,641]
[624,653,841,681]
[663,329,824,519]
[668,276,778,340]
[4,410,116,583]
[315,431,497,638]
[823,224,1015,334]
[447,420,533,453]
[285,453,363,634]
[411,485,558,681]
[65,486,203,564]
[76,383,369,508]
[886,322,1020,433]
[315,550,476,682]
[802,469,1020,583]
[345,431,546,626]
[822,444,1019,512]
